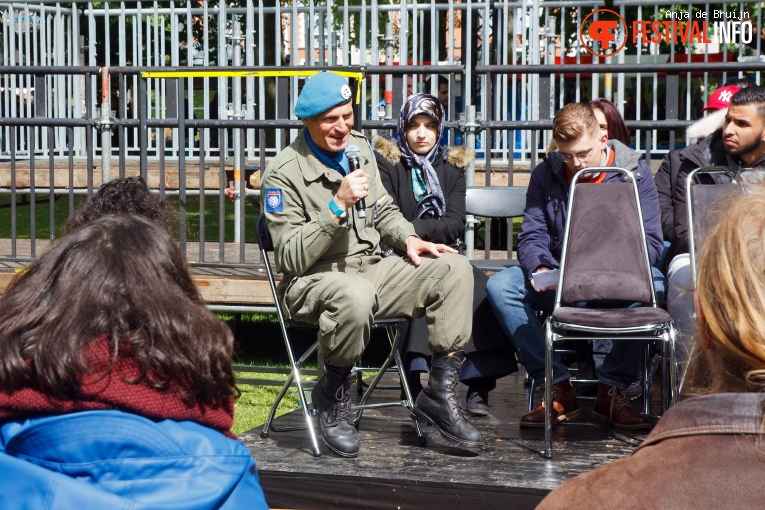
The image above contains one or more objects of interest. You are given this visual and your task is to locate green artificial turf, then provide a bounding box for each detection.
[0,192,258,242]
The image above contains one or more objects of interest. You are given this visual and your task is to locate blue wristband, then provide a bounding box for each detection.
[328,198,347,219]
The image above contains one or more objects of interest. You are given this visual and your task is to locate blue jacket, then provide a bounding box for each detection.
[0,410,269,509]
[517,139,664,277]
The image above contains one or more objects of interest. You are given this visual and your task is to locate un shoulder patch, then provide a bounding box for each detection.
[265,188,284,213]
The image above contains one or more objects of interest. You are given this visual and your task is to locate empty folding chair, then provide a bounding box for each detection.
[465,186,527,272]
[687,166,744,287]
[677,166,744,391]
[543,167,678,459]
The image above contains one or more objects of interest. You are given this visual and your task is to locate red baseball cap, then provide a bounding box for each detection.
[700,85,740,112]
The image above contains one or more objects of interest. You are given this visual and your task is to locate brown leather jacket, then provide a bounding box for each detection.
[537,393,765,509]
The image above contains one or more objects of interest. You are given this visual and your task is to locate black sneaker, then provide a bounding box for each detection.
[465,388,490,416]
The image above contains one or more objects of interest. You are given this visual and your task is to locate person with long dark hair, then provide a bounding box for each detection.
[0,215,268,509]
[375,93,517,416]
[589,98,632,148]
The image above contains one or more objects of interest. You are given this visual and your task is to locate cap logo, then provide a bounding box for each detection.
[717,89,733,104]
[340,84,352,100]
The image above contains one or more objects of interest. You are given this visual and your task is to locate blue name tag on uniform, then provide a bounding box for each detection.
[265,188,283,213]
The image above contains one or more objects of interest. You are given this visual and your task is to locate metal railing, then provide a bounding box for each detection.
[3,1,765,266]
[4,1,764,163]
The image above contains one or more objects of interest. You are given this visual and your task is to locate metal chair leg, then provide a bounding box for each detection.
[352,322,426,446]
[260,340,321,457]
[678,341,694,397]
[642,345,651,416]
[544,318,554,459]
[394,346,426,445]
[668,322,679,407]
[527,375,537,412]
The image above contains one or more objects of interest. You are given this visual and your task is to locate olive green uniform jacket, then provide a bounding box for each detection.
[261,130,415,292]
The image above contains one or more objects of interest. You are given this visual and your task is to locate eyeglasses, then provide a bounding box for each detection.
[558,140,601,163]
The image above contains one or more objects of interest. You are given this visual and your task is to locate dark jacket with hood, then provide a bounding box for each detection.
[373,135,472,243]
[662,130,731,260]
[656,109,727,251]
[518,139,663,277]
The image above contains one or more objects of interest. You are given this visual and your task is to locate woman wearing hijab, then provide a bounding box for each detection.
[374,93,517,416]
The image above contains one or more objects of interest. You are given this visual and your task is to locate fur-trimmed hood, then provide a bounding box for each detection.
[686,109,727,145]
[373,135,474,169]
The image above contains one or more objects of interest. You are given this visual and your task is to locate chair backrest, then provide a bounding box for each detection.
[257,213,274,253]
[557,167,655,307]
[465,186,527,267]
[465,186,527,218]
[686,166,744,287]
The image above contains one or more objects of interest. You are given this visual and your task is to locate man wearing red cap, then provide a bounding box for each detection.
[656,85,765,368]
[655,83,741,259]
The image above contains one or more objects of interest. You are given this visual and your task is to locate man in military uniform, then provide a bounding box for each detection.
[260,72,482,457]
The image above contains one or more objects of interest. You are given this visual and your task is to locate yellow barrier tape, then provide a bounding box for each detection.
[141,70,365,104]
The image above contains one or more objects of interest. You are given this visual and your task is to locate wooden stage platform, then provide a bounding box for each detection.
[241,371,652,509]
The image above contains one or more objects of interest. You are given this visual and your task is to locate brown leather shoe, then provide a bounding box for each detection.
[593,383,651,430]
[520,379,580,428]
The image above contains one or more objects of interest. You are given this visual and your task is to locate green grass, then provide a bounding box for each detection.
[0,194,84,239]
[229,314,304,435]
[0,193,260,243]
[233,374,302,435]
[473,216,523,250]
[180,194,260,242]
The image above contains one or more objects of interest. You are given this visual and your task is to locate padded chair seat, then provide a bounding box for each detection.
[552,306,671,329]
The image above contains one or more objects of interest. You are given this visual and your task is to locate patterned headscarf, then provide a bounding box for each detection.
[397,93,446,219]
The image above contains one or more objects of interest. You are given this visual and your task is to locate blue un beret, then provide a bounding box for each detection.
[295,71,353,119]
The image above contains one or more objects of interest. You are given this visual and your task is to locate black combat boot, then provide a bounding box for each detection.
[412,351,485,448]
[312,364,359,457]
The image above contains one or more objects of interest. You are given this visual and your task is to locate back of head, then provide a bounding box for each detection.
[65,176,174,234]
[729,78,758,90]
[0,214,236,404]
[693,187,765,393]
[552,103,599,144]
[730,86,765,119]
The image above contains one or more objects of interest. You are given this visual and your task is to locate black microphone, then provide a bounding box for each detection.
[346,145,366,218]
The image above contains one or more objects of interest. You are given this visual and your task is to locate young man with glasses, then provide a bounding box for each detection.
[486,102,663,430]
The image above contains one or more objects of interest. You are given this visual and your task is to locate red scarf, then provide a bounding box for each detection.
[0,336,236,439]
[565,146,614,184]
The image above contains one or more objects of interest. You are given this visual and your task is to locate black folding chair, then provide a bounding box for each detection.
[465,186,527,272]
[256,215,426,456]
[543,167,678,459]
[686,166,744,288]
[680,166,744,391]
